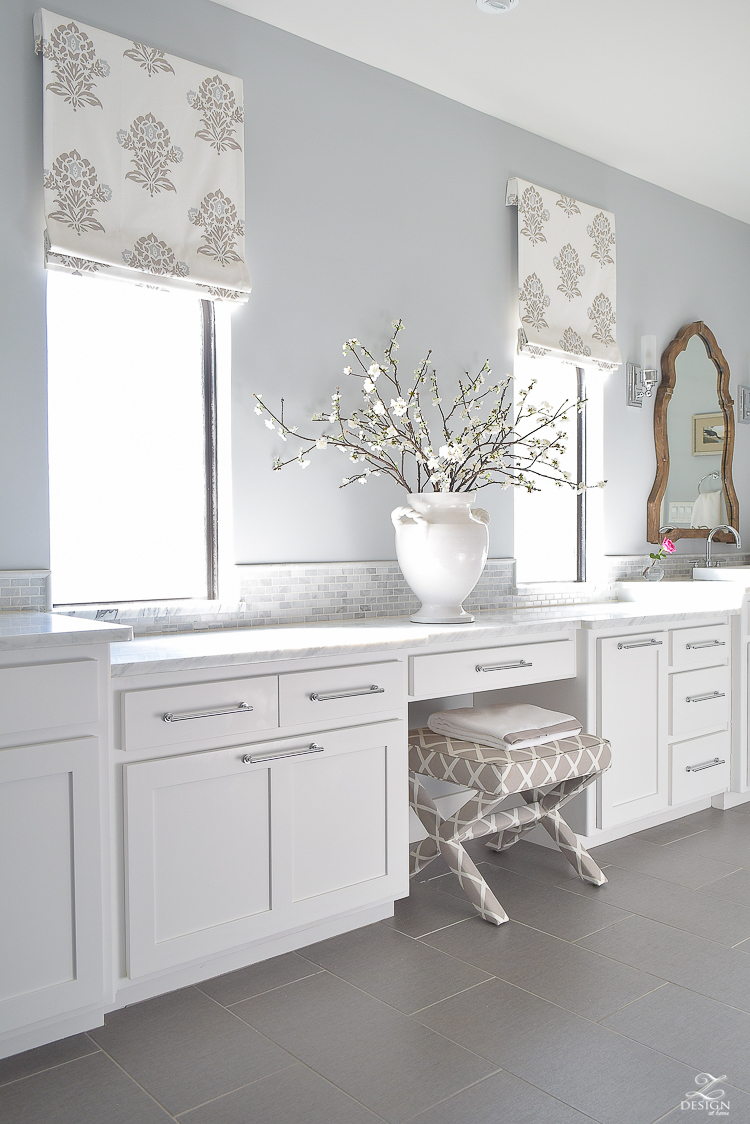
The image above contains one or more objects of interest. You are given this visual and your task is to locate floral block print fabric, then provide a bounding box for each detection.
[506,177,621,372]
[33,9,250,302]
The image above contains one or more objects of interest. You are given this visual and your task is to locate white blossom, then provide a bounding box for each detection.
[363,378,376,394]
[343,366,353,375]
[391,397,408,417]
[367,364,381,379]
[264,418,275,430]
[316,436,328,449]
[254,403,263,416]
[372,401,386,415]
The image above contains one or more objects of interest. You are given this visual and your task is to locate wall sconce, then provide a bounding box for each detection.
[627,335,659,407]
[738,384,750,424]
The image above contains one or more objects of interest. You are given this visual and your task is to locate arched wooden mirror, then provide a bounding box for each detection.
[647,322,738,544]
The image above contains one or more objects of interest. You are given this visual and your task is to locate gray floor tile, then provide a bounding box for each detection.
[0,1051,172,1124]
[695,866,750,906]
[179,1063,383,1123]
[558,862,750,946]
[660,1082,748,1121]
[600,984,750,1094]
[414,977,695,1124]
[578,914,750,1012]
[299,922,490,1014]
[588,836,739,888]
[407,1069,596,1124]
[90,985,294,1115]
[231,969,495,1124]
[633,808,717,846]
[470,838,594,888]
[196,952,322,1006]
[0,1032,99,1088]
[657,811,750,867]
[437,863,631,941]
[412,855,452,882]
[421,916,663,1021]
[382,879,477,938]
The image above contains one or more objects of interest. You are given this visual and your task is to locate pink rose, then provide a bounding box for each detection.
[662,538,676,554]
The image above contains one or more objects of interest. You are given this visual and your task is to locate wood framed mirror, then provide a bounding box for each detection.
[647,322,738,544]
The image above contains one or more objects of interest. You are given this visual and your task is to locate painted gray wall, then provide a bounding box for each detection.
[2,0,749,569]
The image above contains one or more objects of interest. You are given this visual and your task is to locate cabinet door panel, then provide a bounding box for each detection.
[0,659,98,736]
[0,738,103,1034]
[291,745,387,902]
[598,635,667,827]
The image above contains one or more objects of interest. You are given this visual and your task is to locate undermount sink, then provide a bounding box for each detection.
[693,566,750,582]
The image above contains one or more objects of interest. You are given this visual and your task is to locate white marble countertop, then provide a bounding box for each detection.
[109,600,739,676]
[0,612,133,651]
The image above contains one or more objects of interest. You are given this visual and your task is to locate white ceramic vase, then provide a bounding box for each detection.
[392,493,490,624]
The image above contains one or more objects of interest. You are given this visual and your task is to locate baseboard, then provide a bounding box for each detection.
[0,1005,104,1061]
[712,789,750,810]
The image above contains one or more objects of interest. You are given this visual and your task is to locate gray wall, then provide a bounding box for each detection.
[2,0,749,569]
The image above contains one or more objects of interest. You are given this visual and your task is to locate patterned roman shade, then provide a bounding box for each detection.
[33,9,250,302]
[506,177,621,372]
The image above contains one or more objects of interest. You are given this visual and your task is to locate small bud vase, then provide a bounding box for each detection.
[642,560,665,581]
[391,492,490,623]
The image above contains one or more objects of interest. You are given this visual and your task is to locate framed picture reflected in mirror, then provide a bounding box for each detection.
[692,412,725,456]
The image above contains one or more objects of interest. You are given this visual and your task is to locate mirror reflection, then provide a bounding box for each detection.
[663,335,726,530]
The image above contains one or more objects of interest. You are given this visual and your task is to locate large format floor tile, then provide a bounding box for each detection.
[586,836,739,888]
[578,914,750,1011]
[696,866,750,908]
[633,807,721,846]
[600,983,750,1094]
[437,862,631,941]
[0,1033,99,1088]
[0,1052,172,1124]
[382,879,477,938]
[414,976,695,1124]
[196,952,322,1006]
[232,969,496,1124]
[471,838,597,888]
[422,916,663,1021]
[559,861,750,945]
[178,1063,383,1124]
[656,811,750,867]
[89,986,294,1115]
[407,1068,596,1124]
[300,922,490,1014]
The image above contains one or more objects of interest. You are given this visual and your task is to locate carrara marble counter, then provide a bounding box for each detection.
[109,599,741,676]
[0,611,132,651]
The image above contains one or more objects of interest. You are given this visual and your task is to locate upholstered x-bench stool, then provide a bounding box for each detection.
[409,728,611,925]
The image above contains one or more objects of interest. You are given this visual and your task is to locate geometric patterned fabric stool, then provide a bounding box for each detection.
[409,727,612,926]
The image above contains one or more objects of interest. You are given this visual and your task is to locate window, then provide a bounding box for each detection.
[514,352,604,584]
[46,273,219,605]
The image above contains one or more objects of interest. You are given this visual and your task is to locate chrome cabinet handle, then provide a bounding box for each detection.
[685,691,725,703]
[476,660,532,673]
[163,702,253,723]
[686,640,726,649]
[617,639,663,650]
[243,743,324,764]
[310,685,384,702]
[686,757,726,773]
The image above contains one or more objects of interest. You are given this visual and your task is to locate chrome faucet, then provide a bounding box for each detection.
[705,525,742,567]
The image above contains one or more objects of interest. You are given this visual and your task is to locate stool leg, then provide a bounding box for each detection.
[438,837,509,926]
[540,807,608,886]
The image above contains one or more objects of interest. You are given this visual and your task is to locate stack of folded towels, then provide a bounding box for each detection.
[427,702,582,751]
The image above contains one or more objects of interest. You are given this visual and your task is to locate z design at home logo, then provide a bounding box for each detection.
[681,1073,730,1116]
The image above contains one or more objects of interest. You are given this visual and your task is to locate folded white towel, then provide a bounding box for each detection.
[427,703,582,751]
[691,490,724,529]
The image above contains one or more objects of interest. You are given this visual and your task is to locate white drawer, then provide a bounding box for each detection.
[121,675,278,752]
[409,637,575,699]
[0,659,99,736]
[279,661,404,727]
[670,624,730,671]
[670,665,730,738]
[670,731,730,805]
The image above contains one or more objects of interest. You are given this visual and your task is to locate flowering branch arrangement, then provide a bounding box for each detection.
[253,319,605,494]
[649,537,676,562]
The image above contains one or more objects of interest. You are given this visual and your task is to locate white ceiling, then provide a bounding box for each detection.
[210,0,750,225]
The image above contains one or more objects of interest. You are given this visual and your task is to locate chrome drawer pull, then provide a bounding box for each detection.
[476,660,532,673]
[686,640,726,649]
[617,639,662,650]
[163,702,253,723]
[686,757,726,773]
[685,691,725,703]
[310,685,384,702]
[243,743,324,764]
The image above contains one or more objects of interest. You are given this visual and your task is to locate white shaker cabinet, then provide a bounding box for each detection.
[124,718,406,978]
[597,633,667,828]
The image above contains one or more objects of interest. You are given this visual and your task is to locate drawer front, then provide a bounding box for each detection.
[670,665,730,738]
[279,661,404,727]
[121,675,278,752]
[670,624,730,671]
[0,659,99,736]
[670,731,730,805]
[410,638,575,699]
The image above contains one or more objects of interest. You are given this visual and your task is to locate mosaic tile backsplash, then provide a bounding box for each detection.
[27,550,750,636]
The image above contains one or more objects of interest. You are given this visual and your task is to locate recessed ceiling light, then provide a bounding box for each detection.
[477,0,520,12]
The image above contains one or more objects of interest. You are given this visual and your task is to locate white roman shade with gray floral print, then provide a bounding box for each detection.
[33,9,250,301]
[506,178,621,372]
